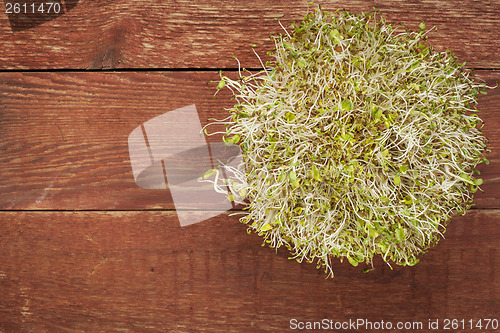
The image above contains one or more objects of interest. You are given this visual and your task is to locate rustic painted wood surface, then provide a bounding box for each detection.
[0,0,499,69]
[0,210,499,332]
[1,0,499,332]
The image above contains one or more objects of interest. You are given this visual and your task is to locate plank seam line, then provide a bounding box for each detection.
[0,68,266,73]
[0,68,498,73]
[0,207,497,212]
[0,209,248,212]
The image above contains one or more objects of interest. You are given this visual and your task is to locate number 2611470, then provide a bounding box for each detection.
[5,2,62,14]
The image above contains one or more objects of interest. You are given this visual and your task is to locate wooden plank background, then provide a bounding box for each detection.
[0,0,499,332]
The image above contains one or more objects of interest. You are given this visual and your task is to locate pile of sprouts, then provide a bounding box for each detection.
[202,7,490,277]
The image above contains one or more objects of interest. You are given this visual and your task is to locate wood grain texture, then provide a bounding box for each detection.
[0,209,498,332]
[1,71,499,210]
[0,0,499,70]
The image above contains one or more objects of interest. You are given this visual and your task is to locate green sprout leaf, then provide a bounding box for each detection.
[473,178,483,186]
[347,256,359,267]
[396,228,405,242]
[329,28,341,44]
[367,225,379,238]
[341,99,353,110]
[216,79,226,90]
[203,169,216,179]
[260,224,272,231]
[297,58,306,68]
[311,165,321,181]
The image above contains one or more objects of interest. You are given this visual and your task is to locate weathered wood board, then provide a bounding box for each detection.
[0,0,499,69]
[1,71,498,210]
[0,210,498,332]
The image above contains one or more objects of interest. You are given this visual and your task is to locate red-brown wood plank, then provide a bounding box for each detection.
[0,209,498,332]
[0,0,499,70]
[1,71,498,210]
